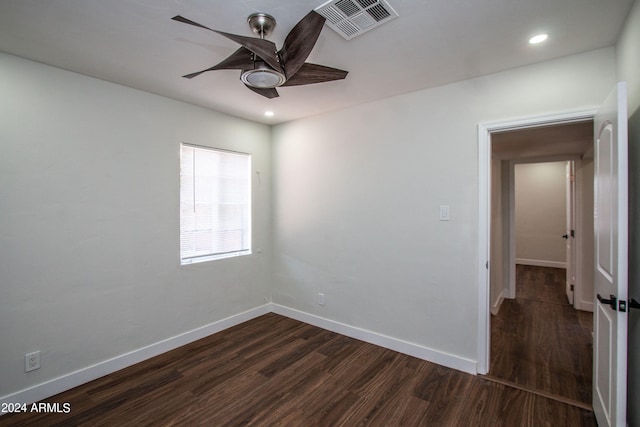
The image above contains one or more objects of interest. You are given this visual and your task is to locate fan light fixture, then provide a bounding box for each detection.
[241,63,286,88]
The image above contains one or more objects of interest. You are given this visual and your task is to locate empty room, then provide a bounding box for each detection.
[1,0,639,426]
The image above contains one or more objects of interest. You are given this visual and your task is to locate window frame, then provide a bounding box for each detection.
[179,143,252,265]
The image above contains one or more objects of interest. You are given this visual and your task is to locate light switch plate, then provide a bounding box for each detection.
[439,205,450,221]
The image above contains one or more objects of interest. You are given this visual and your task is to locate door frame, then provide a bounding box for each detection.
[566,160,576,306]
[504,158,583,303]
[477,108,597,374]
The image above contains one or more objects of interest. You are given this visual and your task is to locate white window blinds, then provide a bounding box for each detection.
[180,144,251,264]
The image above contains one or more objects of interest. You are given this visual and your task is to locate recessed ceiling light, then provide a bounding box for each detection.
[264,111,274,117]
[529,33,549,44]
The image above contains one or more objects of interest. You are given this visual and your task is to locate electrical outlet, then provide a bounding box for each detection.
[318,293,325,306]
[25,351,40,372]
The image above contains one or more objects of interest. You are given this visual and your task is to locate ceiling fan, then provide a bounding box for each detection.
[172,11,348,99]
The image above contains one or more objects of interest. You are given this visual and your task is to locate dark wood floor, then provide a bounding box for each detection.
[489,265,594,406]
[2,312,596,426]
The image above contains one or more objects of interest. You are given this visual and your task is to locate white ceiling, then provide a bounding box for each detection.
[0,0,633,124]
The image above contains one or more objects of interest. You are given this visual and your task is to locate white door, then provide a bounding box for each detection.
[565,161,575,305]
[593,82,628,427]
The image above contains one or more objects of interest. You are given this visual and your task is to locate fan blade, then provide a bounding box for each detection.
[182,68,214,79]
[172,15,282,73]
[245,85,279,99]
[279,11,326,80]
[209,46,254,70]
[215,30,282,73]
[182,47,254,79]
[281,63,348,86]
[172,15,217,31]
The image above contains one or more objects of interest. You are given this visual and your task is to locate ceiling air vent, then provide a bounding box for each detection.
[315,0,398,40]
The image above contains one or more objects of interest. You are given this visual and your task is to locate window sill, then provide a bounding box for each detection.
[181,250,252,266]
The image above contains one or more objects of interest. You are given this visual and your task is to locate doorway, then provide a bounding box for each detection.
[476,110,596,400]
[488,156,594,405]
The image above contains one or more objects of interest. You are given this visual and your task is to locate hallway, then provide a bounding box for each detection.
[488,265,593,406]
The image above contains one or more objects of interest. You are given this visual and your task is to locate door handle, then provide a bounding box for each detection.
[630,299,640,310]
[597,294,617,311]
[562,234,569,239]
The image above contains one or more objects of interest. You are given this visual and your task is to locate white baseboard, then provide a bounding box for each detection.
[491,290,506,315]
[576,299,594,312]
[2,302,480,409]
[516,258,567,269]
[0,304,271,409]
[271,304,477,375]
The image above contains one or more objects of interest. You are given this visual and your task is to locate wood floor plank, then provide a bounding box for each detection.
[455,378,532,427]
[414,366,474,426]
[366,390,432,426]
[257,328,335,378]
[0,312,596,427]
[489,265,593,405]
[242,361,328,424]
[332,352,410,425]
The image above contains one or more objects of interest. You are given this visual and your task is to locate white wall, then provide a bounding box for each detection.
[617,0,640,115]
[514,162,567,268]
[615,0,640,424]
[272,48,616,364]
[0,41,625,404]
[0,52,272,399]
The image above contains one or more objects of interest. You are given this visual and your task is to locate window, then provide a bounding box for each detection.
[180,144,251,264]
